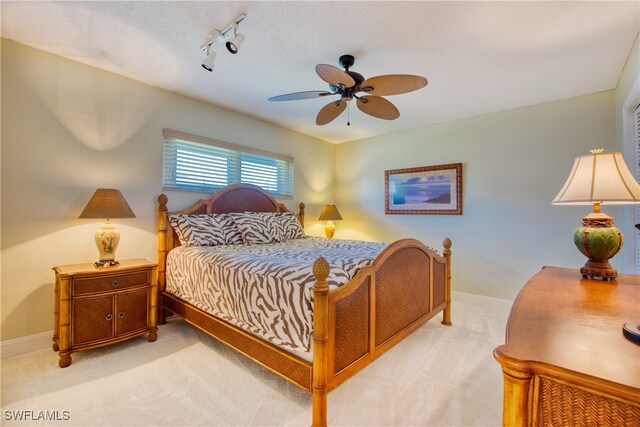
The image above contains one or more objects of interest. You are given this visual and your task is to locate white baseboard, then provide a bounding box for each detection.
[1,330,53,359]
[452,290,513,313]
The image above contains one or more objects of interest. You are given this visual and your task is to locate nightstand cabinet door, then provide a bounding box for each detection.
[115,289,149,336]
[72,295,114,346]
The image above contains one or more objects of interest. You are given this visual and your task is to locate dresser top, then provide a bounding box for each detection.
[53,258,157,276]
[496,266,639,390]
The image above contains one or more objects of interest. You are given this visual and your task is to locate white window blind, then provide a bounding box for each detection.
[163,129,294,197]
[634,103,640,273]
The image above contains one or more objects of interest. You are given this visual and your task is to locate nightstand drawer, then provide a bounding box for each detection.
[73,270,149,295]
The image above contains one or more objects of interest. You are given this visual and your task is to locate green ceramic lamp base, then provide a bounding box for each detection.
[574,210,623,281]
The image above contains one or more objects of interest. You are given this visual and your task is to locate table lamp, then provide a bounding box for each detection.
[552,149,640,280]
[318,204,342,239]
[79,188,136,267]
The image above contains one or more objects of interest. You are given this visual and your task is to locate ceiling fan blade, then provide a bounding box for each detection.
[360,74,428,96]
[356,96,400,120]
[268,91,333,101]
[316,64,356,88]
[316,100,347,125]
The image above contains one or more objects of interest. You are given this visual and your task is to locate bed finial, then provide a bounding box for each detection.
[312,257,330,283]
[443,237,452,254]
[158,194,168,210]
[298,202,306,229]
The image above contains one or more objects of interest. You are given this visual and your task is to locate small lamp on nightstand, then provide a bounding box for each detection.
[552,149,640,280]
[318,204,342,239]
[79,188,136,267]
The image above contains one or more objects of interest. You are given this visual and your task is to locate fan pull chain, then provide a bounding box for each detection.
[347,102,351,126]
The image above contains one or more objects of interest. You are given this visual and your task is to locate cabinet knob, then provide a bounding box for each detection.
[111,279,120,287]
[118,312,125,319]
[105,314,113,321]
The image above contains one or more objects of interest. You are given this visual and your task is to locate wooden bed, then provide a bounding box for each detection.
[157,184,452,426]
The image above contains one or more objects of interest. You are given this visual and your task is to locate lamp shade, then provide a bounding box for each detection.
[552,151,640,205]
[79,189,136,219]
[318,204,343,221]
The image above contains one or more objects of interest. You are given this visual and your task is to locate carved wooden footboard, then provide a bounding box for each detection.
[156,184,452,427]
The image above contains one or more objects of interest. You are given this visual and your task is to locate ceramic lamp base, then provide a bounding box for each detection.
[95,221,120,266]
[574,211,623,281]
[579,260,617,281]
[324,221,336,239]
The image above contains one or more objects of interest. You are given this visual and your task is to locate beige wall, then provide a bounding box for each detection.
[1,39,335,341]
[335,91,619,300]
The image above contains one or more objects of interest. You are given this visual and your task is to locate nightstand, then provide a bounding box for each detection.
[52,258,158,368]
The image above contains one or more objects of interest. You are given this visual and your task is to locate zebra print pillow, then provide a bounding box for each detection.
[230,213,282,244]
[169,214,244,246]
[275,212,305,241]
[231,212,305,244]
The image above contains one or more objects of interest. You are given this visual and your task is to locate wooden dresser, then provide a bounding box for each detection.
[494,266,640,426]
[53,259,158,367]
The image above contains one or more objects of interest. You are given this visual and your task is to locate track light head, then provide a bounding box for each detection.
[201,49,216,72]
[226,33,245,54]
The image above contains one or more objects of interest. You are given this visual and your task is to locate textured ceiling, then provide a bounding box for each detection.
[2,1,638,143]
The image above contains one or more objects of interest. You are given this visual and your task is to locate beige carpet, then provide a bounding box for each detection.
[1,301,509,426]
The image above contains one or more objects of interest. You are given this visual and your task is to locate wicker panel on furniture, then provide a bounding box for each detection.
[375,247,430,346]
[72,295,113,346]
[537,376,640,427]
[115,289,150,336]
[333,277,370,374]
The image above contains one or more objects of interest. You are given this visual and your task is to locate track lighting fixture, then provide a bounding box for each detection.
[200,13,246,71]
[201,48,216,72]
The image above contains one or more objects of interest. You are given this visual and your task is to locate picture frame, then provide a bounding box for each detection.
[385,163,463,215]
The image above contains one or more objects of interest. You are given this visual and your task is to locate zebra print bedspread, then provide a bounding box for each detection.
[166,237,387,353]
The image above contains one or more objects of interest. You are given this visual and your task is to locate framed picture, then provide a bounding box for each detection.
[385,163,463,215]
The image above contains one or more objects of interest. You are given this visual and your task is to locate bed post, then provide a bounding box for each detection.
[441,237,452,326]
[298,202,306,229]
[157,194,168,325]
[312,257,330,427]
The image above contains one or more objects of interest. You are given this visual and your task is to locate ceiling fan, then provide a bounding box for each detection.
[268,55,428,126]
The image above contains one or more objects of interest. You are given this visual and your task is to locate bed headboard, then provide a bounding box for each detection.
[157,184,305,292]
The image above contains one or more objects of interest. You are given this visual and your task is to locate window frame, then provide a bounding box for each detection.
[621,75,640,274]
[162,129,294,198]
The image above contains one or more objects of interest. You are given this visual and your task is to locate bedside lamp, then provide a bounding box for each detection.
[318,204,342,239]
[552,150,640,280]
[79,189,136,267]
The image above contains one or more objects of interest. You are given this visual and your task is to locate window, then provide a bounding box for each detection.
[163,129,294,197]
[621,77,640,275]
[634,102,640,273]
